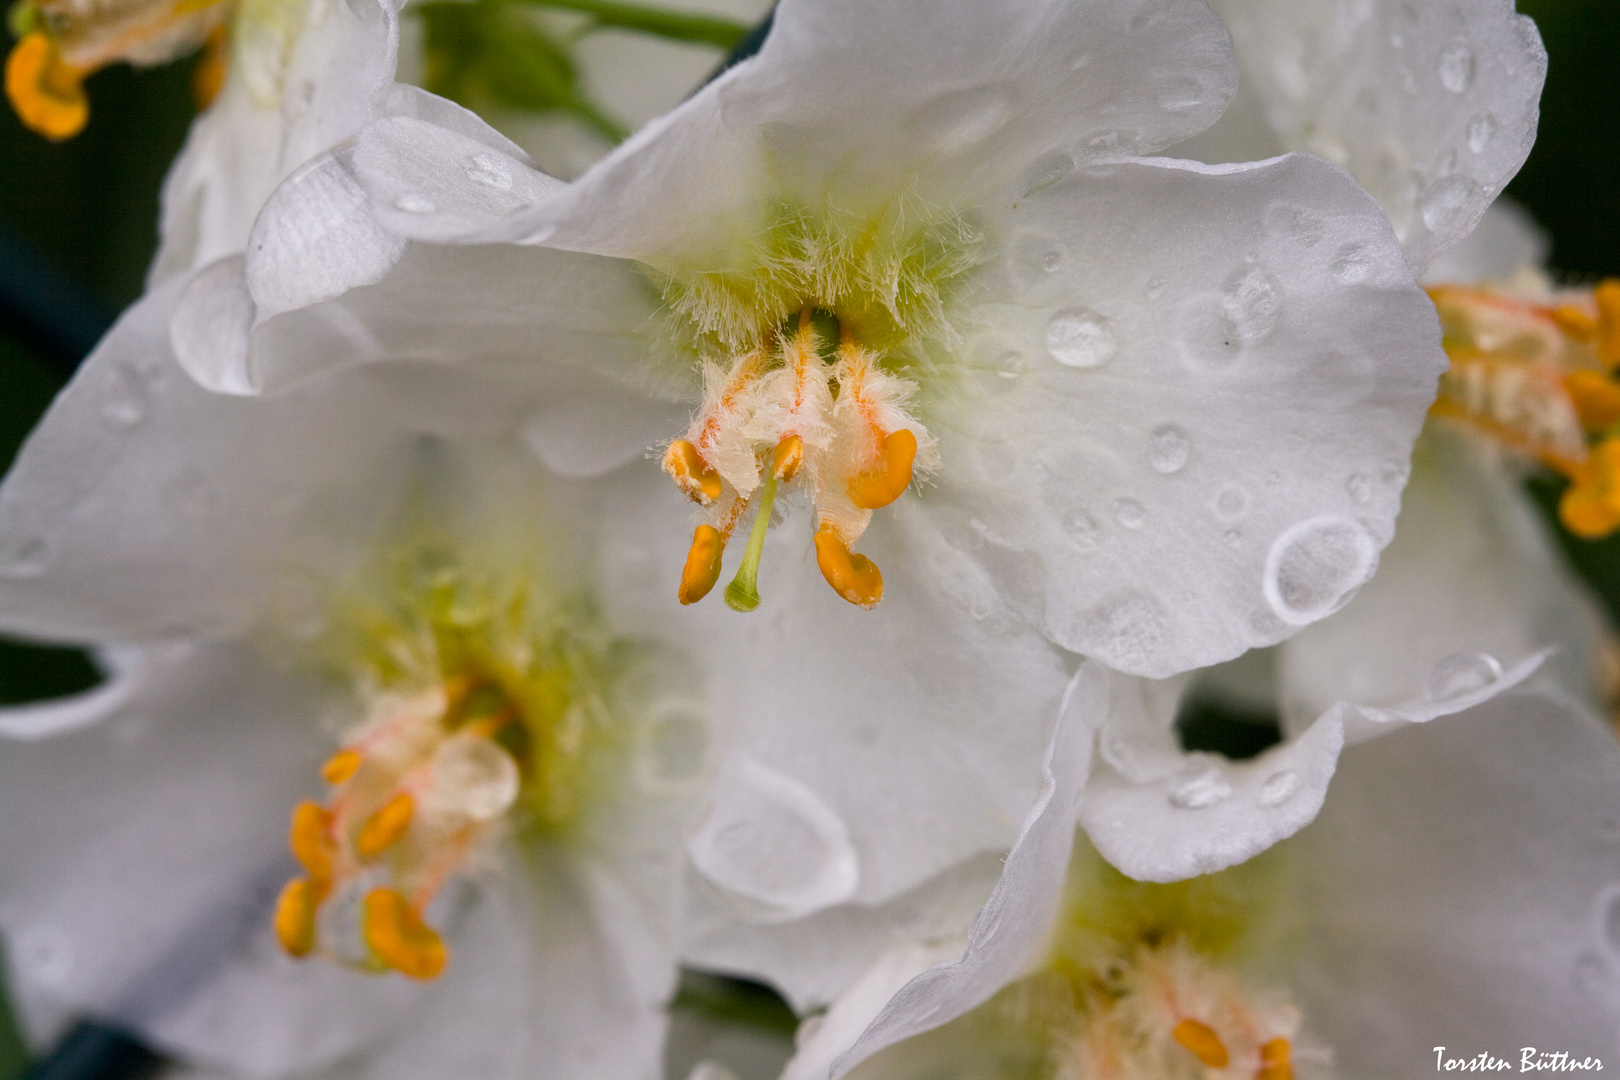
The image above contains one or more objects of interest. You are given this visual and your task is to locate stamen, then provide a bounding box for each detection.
[1257,1037,1293,1080]
[320,748,363,785]
[1564,370,1620,432]
[1172,1018,1230,1068]
[664,440,723,505]
[289,800,335,879]
[679,524,727,605]
[191,22,226,108]
[1597,280,1620,369]
[273,877,325,957]
[5,32,88,141]
[813,524,882,608]
[847,428,918,510]
[362,887,447,980]
[1560,437,1620,538]
[773,434,804,481]
[355,792,415,859]
[724,468,778,612]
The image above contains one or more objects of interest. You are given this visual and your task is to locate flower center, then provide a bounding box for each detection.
[1429,280,1620,538]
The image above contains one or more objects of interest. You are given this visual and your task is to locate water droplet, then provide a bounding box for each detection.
[1214,487,1248,519]
[1040,250,1063,272]
[1223,528,1243,548]
[1346,473,1372,504]
[1065,510,1100,552]
[1149,425,1190,474]
[1424,652,1503,702]
[99,365,148,426]
[1256,769,1299,808]
[1113,498,1146,530]
[433,735,520,821]
[1156,78,1203,111]
[16,924,73,988]
[1045,307,1120,368]
[1331,242,1375,284]
[394,193,437,214]
[0,536,52,579]
[687,758,859,920]
[996,350,1025,379]
[461,152,513,191]
[1420,175,1480,233]
[1381,459,1411,487]
[1221,265,1282,342]
[1146,276,1167,300]
[909,85,1012,151]
[1263,516,1379,625]
[1266,204,1326,246]
[1466,111,1499,153]
[1168,763,1232,809]
[1438,43,1475,93]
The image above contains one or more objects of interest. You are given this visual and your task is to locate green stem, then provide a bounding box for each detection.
[515,0,749,48]
[723,470,777,612]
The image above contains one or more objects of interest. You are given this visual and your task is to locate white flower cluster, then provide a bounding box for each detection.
[1,2,1617,1079]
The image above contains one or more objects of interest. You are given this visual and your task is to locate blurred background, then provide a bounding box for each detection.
[0,0,1616,1076]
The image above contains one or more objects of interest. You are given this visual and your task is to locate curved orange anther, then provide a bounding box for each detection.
[355,792,415,859]
[679,524,726,605]
[1257,1037,1293,1080]
[289,800,335,879]
[847,428,917,510]
[664,440,723,505]
[1561,438,1620,539]
[1597,280,1620,369]
[773,435,804,481]
[1552,305,1599,341]
[5,32,89,141]
[320,748,363,786]
[1564,370,1620,432]
[813,525,882,608]
[273,877,324,958]
[363,887,447,979]
[1172,1019,1230,1068]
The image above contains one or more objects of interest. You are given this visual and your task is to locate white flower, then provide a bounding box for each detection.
[795,673,1620,1080]
[0,277,718,1080]
[211,0,1446,684]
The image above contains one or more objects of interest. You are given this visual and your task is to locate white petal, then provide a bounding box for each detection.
[934,153,1441,677]
[1208,0,1546,272]
[171,257,257,396]
[483,0,1236,264]
[0,654,140,740]
[1423,197,1549,284]
[1291,689,1620,1068]
[827,663,1102,1079]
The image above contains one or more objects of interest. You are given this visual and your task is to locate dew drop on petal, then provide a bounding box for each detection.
[461,152,513,191]
[1065,591,1171,673]
[1149,425,1190,474]
[1346,473,1372,504]
[1420,175,1480,233]
[1156,78,1203,111]
[1424,652,1503,702]
[1263,516,1379,625]
[1168,763,1232,809]
[0,536,52,579]
[1467,111,1499,154]
[1113,498,1146,530]
[1223,528,1242,548]
[1040,250,1063,273]
[394,193,437,214]
[1065,510,1101,552]
[1046,307,1120,368]
[99,365,148,427]
[687,758,859,920]
[1331,242,1374,284]
[1146,276,1167,300]
[997,350,1026,379]
[1438,43,1475,93]
[1257,769,1300,808]
[1214,487,1248,520]
[1222,265,1282,342]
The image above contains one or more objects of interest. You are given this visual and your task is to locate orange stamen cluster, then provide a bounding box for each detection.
[273,679,523,980]
[1430,280,1620,539]
[663,311,937,610]
[5,32,88,140]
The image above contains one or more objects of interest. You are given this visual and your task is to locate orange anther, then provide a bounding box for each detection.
[813,525,883,608]
[1561,438,1620,539]
[320,748,363,786]
[5,32,89,141]
[355,792,415,859]
[288,801,335,880]
[678,524,726,605]
[1565,370,1620,432]
[773,435,804,481]
[847,428,918,510]
[363,887,447,979]
[1172,1019,1230,1068]
[1552,305,1599,341]
[1257,1037,1293,1080]
[191,24,228,110]
[664,440,723,505]
[1596,280,1620,369]
[273,877,324,958]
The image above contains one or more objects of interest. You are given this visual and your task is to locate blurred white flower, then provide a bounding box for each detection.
[796,676,1620,1080]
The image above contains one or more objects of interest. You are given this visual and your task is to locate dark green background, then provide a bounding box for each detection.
[0,0,1616,1074]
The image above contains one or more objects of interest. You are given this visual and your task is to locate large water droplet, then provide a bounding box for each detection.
[433,735,520,821]
[1065,591,1170,673]
[0,536,52,579]
[1257,769,1299,808]
[1466,111,1499,154]
[1045,307,1120,368]
[1263,516,1379,625]
[1420,175,1480,233]
[1148,425,1190,474]
[1424,652,1503,702]
[1346,473,1372,504]
[1113,498,1146,529]
[99,365,148,426]
[1331,242,1375,284]
[394,193,437,214]
[1221,265,1282,342]
[1064,509,1101,552]
[1167,763,1232,809]
[687,758,859,920]
[1438,43,1475,93]
[461,152,513,191]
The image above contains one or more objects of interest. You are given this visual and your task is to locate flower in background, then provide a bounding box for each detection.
[790,675,1620,1080]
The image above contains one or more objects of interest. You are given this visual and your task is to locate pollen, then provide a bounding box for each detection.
[847,428,918,510]
[320,748,363,785]
[355,792,415,859]
[5,32,88,141]
[1172,1019,1230,1067]
[363,887,447,980]
[814,525,883,609]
